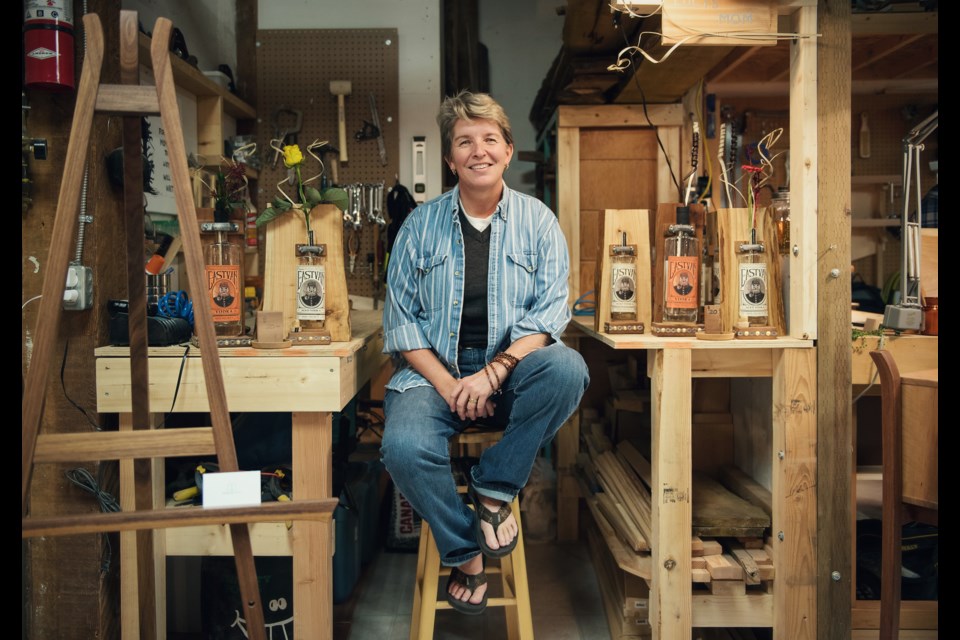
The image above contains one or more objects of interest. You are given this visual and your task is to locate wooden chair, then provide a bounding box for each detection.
[869,350,938,640]
[409,427,534,640]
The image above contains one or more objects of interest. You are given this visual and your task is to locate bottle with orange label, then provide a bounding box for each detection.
[663,205,700,323]
[202,209,244,337]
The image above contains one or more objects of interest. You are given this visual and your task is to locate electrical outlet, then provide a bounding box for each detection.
[63,265,93,311]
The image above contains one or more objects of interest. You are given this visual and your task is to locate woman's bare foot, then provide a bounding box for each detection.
[448,554,487,605]
[477,495,518,552]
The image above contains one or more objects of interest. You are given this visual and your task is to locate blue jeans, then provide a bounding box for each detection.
[381,341,589,566]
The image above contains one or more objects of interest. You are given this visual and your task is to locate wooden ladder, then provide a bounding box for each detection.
[21,12,336,639]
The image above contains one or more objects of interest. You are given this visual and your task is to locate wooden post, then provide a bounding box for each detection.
[292,411,333,640]
[650,349,692,640]
[814,2,851,639]
[772,348,817,640]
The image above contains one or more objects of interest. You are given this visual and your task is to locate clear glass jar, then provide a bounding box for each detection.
[663,206,700,323]
[771,189,790,256]
[203,221,244,337]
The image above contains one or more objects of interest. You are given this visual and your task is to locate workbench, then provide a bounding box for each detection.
[94,310,386,639]
[571,317,816,639]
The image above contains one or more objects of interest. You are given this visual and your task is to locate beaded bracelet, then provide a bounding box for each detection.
[486,363,504,389]
[483,364,502,395]
[492,351,520,373]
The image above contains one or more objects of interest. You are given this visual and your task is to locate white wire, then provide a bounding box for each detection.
[608,1,662,20]
[22,295,42,310]
[608,30,820,71]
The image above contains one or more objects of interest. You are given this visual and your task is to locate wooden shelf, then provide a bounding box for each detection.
[138,32,256,120]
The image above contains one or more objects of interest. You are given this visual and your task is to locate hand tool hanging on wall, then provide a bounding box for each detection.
[352,93,388,166]
[330,80,352,163]
[270,106,302,168]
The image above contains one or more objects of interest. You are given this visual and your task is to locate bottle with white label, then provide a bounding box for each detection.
[738,238,769,326]
[610,232,638,322]
[663,206,700,323]
[296,230,327,331]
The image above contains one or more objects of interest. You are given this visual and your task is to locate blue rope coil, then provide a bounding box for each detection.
[157,290,194,326]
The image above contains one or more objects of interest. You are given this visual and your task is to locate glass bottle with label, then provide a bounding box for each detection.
[738,235,769,326]
[296,228,327,331]
[203,211,244,337]
[663,205,700,323]
[610,232,638,322]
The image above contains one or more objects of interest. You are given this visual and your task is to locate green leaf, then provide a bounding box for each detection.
[304,186,323,208]
[255,206,282,227]
[321,187,349,213]
[275,198,292,212]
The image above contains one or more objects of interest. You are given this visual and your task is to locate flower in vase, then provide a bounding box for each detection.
[256,141,348,240]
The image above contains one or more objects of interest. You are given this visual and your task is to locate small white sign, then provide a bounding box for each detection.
[202,471,262,508]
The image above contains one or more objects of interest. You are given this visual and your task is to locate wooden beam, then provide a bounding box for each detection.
[851,11,939,36]
[790,5,819,340]
[557,126,580,304]
[22,499,337,537]
[650,349,692,640]
[852,33,925,72]
[708,46,765,83]
[708,78,938,97]
[719,465,773,515]
[817,2,852,639]
[34,428,216,462]
[558,103,684,128]
[773,348,818,640]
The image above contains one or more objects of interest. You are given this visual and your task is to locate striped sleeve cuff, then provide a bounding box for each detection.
[383,321,432,354]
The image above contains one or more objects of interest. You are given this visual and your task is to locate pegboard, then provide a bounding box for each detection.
[256,28,400,300]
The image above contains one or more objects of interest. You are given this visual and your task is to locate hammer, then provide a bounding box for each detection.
[330,80,351,164]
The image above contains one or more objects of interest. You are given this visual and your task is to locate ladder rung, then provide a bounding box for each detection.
[22,498,338,538]
[34,427,216,463]
[96,84,161,115]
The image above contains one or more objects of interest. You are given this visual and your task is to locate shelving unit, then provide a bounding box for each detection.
[572,318,816,638]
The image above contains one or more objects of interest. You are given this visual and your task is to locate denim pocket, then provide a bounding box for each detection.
[506,252,538,308]
[416,253,448,312]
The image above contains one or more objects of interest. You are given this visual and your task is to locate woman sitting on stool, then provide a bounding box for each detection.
[380,90,589,615]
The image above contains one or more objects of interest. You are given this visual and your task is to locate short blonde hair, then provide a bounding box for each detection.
[437,90,513,159]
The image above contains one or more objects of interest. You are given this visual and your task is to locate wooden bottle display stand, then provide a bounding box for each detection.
[262,203,351,343]
[716,207,786,339]
[594,209,651,335]
[651,202,705,337]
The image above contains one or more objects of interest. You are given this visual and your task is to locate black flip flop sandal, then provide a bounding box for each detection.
[470,487,519,559]
[445,566,488,615]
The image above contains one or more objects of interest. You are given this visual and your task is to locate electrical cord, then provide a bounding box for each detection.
[61,339,102,431]
[64,466,120,574]
[573,290,596,316]
[617,26,682,200]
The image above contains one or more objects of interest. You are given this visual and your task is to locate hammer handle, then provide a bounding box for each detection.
[337,95,349,163]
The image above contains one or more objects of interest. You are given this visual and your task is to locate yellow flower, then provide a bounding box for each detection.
[282,144,304,168]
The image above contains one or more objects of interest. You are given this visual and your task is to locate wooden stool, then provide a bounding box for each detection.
[409,428,534,640]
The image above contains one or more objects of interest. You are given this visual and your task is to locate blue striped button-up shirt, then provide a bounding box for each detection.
[382,183,571,392]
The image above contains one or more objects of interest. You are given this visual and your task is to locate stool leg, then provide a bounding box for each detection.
[412,523,441,640]
[501,497,534,640]
[409,521,430,640]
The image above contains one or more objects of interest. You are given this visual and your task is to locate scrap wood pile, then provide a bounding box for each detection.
[578,425,777,594]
